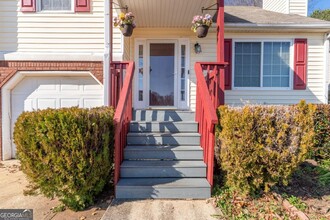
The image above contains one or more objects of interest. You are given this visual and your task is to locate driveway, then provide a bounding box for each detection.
[101,199,220,220]
[0,160,109,220]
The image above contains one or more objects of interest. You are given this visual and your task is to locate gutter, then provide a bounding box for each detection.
[225,23,330,30]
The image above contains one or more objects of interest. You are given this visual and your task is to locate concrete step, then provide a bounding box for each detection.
[127,132,200,146]
[120,160,206,178]
[130,121,198,133]
[116,178,211,199]
[124,145,203,160]
[133,110,195,122]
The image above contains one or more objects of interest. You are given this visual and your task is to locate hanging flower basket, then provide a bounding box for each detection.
[196,25,209,38]
[191,14,212,38]
[114,12,136,37]
[122,24,134,37]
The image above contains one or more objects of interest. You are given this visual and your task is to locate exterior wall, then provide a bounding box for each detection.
[263,0,307,16]
[263,0,288,14]
[289,0,308,16]
[125,29,327,110]
[0,0,18,52]
[0,61,103,160]
[0,1,123,56]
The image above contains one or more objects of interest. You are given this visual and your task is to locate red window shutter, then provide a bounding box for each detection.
[224,39,232,90]
[75,0,90,12]
[21,0,36,12]
[294,39,307,90]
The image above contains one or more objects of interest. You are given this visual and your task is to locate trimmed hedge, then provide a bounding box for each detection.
[216,101,315,195]
[14,107,114,211]
[312,105,330,160]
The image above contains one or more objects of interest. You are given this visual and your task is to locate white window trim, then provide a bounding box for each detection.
[232,39,294,91]
[36,0,75,13]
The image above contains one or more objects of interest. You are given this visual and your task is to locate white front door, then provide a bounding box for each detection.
[133,39,190,110]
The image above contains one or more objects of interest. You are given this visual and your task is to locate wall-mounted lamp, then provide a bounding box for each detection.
[194,42,202,54]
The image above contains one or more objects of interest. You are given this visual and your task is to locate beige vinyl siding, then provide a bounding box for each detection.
[11,1,122,54]
[0,0,18,52]
[289,0,307,16]
[263,0,288,14]
[263,0,308,16]
[123,36,130,61]
[126,29,327,110]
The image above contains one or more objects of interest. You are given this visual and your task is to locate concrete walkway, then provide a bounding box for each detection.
[101,199,221,220]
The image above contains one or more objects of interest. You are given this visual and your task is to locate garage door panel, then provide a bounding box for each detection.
[60,79,80,91]
[37,98,57,110]
[60,99,80,108]
[83,99,103,108]
[36,79,58,92]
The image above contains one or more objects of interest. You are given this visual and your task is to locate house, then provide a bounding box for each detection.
[1,0,330,198]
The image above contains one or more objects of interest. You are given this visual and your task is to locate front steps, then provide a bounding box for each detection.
[116,110,211,199]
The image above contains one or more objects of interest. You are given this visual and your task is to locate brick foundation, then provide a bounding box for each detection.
[0,61,104,160]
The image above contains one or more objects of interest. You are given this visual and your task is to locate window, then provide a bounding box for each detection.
[180,45,186,101]
[234,41,291,88]
[138,45,144,101]
[40,0,72,11]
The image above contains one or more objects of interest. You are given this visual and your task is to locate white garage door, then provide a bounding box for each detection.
[11,76,104,156]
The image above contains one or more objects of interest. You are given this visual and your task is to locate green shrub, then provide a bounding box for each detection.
[14,107,114,211]
[216,101,315,195]
[311,105,330,160]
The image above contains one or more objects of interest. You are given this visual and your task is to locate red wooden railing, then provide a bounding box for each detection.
[112,61,135,185]
[195,62,226,186]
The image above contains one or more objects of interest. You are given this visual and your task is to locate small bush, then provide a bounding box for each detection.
[14,107,114,211]
[216,101,315,195]
[312,105,330,160]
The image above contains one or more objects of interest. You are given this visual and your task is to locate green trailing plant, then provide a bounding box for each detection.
[216,101,315,195]
[282,194,307,211]
[14,107,115,211]
[317,159,330,186]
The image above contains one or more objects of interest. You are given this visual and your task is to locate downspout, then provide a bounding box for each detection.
[103,0,113,106]
[324,33,330,103]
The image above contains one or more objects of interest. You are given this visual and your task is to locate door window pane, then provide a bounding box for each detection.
[138,45,144,101]
[180,45,186,101]
[149,43,175,106]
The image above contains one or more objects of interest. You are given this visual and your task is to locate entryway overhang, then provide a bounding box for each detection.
[114,0,218,28]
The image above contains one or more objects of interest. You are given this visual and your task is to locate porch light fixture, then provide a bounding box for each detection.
[194,43,202,54]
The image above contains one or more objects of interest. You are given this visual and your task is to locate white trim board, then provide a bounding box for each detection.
[0,52,124,62]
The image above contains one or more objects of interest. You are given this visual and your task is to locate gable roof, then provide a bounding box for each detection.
[224,6,330,30]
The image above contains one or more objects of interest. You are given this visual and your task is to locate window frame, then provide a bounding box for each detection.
[37,0,75,13]
[232,39,294,91]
